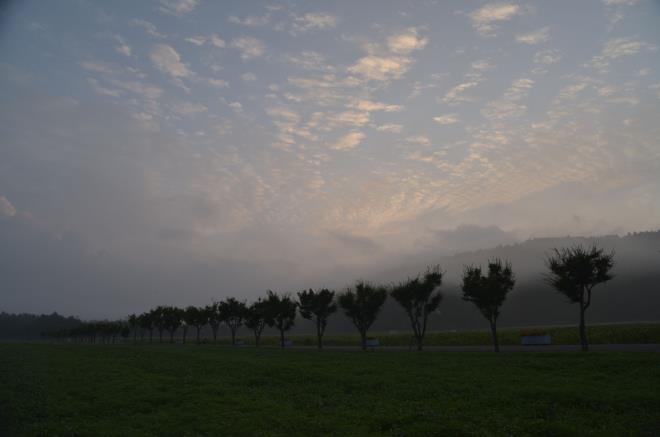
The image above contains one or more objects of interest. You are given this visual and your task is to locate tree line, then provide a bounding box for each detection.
[54,244,614,352]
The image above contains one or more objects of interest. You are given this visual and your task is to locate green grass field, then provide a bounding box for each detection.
[1,344,659,436]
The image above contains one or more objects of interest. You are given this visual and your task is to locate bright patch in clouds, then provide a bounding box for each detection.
[150,44,191,78]
[433,114,459,125]
[230,36,265,59]
[330,131,365,150]
[470,2,521,36]
[516,27,550,45]
[387,28,428,54]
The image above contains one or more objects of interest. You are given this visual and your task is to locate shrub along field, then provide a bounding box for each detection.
[215,322,660,347]
[1,344,659,436]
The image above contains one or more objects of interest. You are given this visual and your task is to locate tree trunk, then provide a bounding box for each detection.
[579,304,589,352]
[255,331,261,347]
[360,330,367,351]
[416,335,423,351]
[196,326,201,344]
[182,328,187,344]
[317,318,323,349]
[280,328,285,348]
[169,331,174,343]
[212,327,218,343]
[490,319,500,353]
[231,329,236,346]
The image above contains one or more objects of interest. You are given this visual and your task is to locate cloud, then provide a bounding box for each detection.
[285,51,334,72]
[185,36,206,46]
[206,78,228,88]
[291,13,337,34]
[150,44,191,78]
[228,101,243,112]
[159,0,198,16]
[106,79,163,100]
[230,37,265,59]
[433,114,459,125]
[405,135,431,146]
[516,27,550,45]
[482,78,534,121]
[601,37,645,59]
[351,99,402,112]
[469,2,521,36]
[387,28,428,54]
[0,195,17,217]
[602,0,638,5]
[172,101,207,116]
[241,72,257,82]
[328,110,371,127]
[348,55,410,82]
[131,19,164,38]
[87,78,121,97]
[376,124,403,133]
[113,35,131,56]
[209,35,226,48]
[443,81,480,105]
[533,49,562,65]
[185,34,225,48]
[228,14,270,27]
[330,131,365,150]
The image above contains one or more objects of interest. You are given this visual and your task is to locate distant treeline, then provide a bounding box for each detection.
[0,312,83,340]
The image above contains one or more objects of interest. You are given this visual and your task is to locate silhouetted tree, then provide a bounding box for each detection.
[151,307,167,342]
[245,299,268,347]
[461,259,515,353]
[219,298,247,346]
[137,312,154,342]
[264,291,297,348]
[390,266,443,351]
[297,288,337,349]
[338,281,388,351]
[183,306,207,344]
[205,302,222,343]
[128,314,138,343]
[545,245,615,351]
[161,306,182,343]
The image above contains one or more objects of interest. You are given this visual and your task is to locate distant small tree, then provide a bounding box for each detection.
[137,312,154,342]
[161,306,182,343]
[184,306,207,344]
[205,302,222,343]
[128,314,138,343]
[338,281,388,351]
[461,259,515,353]
[151,307,167,342]
[297,288,337,349]
[219,298,247,346]
[264,291,297,348]
[390,266,443,351]
[245,299,268,347]
[545,245,615,352]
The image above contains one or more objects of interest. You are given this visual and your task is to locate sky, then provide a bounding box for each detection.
[1,0,659,318]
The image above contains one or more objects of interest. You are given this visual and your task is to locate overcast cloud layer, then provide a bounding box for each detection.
[1,0,659,318]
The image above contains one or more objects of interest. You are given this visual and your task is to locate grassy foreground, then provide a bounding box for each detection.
[1,344,659,436]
